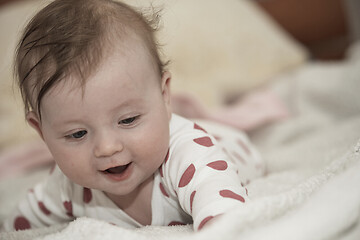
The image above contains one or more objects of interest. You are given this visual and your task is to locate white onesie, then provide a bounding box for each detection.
[1,114,264,231]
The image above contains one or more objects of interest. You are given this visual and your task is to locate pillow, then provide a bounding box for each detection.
[126,0,308,107]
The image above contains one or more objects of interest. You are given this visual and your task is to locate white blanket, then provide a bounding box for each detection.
[1,43,360,240]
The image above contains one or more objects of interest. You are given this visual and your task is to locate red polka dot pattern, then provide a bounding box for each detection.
[222,147,227,152]
[198,216,214,230]
[193,137,214,147]
[232,151,247,165]
[14,216,31,231]
[207,160,228,171]
[159,165,164,177]
[83,187,92,204]
[159,182,169,198]
[168,221,186,226]
[194,123,207,133]
[213,135,222,141]
[164,149,169,163]
[49,164,56,174]
[219,189,245,202]
[178,164,196,188]
[255,163,263,171]
[63,201,73,217]
[38,201,51,215]
[237,139,251,155]
[190,191,196,213]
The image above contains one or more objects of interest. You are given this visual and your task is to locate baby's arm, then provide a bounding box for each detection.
[162,130,249,231]
[1,166,75,231]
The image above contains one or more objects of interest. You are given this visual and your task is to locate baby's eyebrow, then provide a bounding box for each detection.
[108,97,145,113]
[47,96,147,129]
[50,118,84,129]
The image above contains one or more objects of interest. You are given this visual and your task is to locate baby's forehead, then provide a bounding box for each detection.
[45,40,158,95]
[40,53,161,122]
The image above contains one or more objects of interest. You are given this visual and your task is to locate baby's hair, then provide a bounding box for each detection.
[15,0,167,118]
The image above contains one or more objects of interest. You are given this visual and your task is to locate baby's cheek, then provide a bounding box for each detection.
[52,147,89,179]
[140,125,169,164]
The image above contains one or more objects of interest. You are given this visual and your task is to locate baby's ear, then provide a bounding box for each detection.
[161,71,172,117]
[26,111,44,140]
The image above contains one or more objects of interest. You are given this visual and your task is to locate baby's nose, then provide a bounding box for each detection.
[94,133,123,158]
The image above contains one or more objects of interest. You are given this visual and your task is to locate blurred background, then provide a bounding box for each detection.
[254,0,359,60]
[1,0,359,60]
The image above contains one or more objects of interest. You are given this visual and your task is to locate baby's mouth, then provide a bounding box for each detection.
[103,163,131,174]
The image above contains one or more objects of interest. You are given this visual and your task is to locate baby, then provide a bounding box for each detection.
[1,0,264,232]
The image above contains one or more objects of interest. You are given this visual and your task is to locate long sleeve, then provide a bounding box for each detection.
[160,115,251,230]
[1,166,75,231]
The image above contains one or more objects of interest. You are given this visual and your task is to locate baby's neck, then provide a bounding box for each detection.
[105,176,154,225]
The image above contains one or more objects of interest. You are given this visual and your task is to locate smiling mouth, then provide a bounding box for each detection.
[103,163,131,175]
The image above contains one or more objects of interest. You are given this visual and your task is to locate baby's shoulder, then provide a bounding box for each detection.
[165,115,227,173]
[169,114,215,144]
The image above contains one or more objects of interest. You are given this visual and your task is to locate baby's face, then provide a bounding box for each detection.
[37,44,172,197]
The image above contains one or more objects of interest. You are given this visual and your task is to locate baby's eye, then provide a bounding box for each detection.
[66,130,87,139]
[119,116,138,125]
